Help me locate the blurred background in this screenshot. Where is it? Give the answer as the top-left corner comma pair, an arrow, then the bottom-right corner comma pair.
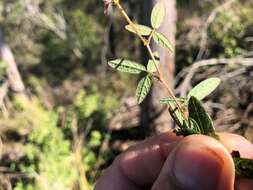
0,0 -> 252,189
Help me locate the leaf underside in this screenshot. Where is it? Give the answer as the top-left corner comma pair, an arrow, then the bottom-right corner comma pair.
136,75 -> 152,104
187,78 -> 221,100
108,59 -> 147,74
153,32 -> 174,53
151,2 -> 165,29
147,60 -> 159,73
125,24 -> 152,36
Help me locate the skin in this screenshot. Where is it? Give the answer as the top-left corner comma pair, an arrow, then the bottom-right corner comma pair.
95,132 -> 253,190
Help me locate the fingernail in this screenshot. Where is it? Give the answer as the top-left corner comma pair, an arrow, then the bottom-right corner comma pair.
172,143 -> 224,190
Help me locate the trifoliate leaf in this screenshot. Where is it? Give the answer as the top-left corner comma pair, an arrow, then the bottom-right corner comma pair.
188,96 -> 217,137
151,2 -> 165,29
125,24 -> 152,36
153,31 -> 174,52
147,60 -> 159,73
108,59 -> 147,74
187,78 -> 221,100
136,75 -> 152,104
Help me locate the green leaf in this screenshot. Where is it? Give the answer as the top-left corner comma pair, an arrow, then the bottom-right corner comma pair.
188,96 -> 217,137
125,24 -> 152,36
160,97 -> 186,105
187,78 -> 221,100
151,2 -> 165,29
108,59 -> 147,74
147,60 -> 159,73
153,32 -> 174,52
233,157 -> 253,178
168,102 -> 185,127
136,75 -> 152,104
188,118 -> 202,133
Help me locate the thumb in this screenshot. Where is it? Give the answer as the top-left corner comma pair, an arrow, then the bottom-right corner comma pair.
152,135 -> 235,190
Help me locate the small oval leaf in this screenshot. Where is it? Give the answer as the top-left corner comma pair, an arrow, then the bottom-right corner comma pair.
108,59 -> 147,74
187,78 -> 221,100
153,32 -> 174,52
147,60 -> 159,73
136,75 -> 152,104
125,24 -> 152,36
151,2 -> 165,29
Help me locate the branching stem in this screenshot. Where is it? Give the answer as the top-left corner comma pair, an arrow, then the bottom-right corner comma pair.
113,0 -> 187,121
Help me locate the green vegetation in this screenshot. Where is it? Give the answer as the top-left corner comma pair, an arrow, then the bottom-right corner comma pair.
0,0 -> 252,189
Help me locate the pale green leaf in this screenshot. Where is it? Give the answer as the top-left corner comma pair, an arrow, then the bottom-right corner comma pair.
108,59 -> 147,74
151,2 -> 165,29
147,60 -> 159,73
153,32 -> 174,52
125,24 -> 152,36
136,75 -> 152,104
187,78 -> 221,100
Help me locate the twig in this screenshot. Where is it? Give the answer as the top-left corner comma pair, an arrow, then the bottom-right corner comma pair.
178,58 -> 253,97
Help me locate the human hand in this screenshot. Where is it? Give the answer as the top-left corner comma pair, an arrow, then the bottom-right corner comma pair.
95,132 -> 253,190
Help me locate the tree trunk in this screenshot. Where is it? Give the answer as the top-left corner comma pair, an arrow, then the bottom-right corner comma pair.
140,0 -> 177,134
0,29 -> 28,101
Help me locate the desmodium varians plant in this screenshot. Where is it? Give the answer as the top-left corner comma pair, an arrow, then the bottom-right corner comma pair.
104,0 -> 253,178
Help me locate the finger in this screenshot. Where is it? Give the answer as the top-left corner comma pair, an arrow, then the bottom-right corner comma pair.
219,133 -> 253,190
235,179 -> 253,190
94,132 -> 182,190
219,133 -> 253,159
152,135 -> 235,190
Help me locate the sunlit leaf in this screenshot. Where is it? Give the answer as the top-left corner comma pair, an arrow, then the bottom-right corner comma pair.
188,96 -> 217,137
147,60 -> 159,73
153,31 -> 174,52
187,78 -> 221,100
108,59 -> 147,74
136,75 -> 152,104
151,2 -> 165,29
125,24 -> 152,36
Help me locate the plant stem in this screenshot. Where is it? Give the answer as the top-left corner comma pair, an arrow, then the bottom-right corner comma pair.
113,0 -> 187,121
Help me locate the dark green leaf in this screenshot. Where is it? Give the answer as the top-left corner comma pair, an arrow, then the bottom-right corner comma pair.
136,75 -> 152,104
153,32 -> 174,52
233,157 -> 253,178
108,59 -> 147,74
151,2 -> 165,29
188,96 -> 217,137
187,78 -> 221,100
125,24 -> 152,36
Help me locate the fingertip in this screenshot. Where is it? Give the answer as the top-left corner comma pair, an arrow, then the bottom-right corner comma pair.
219,133 -> 253,159
152,135 -> 235,190
235,178 -> 253,190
